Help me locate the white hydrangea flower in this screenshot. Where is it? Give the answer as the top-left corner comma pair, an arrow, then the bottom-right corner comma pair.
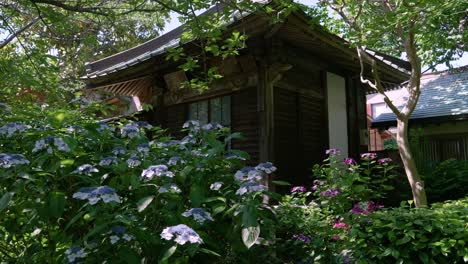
160,224 -> 203,245
210,182 -> 223,191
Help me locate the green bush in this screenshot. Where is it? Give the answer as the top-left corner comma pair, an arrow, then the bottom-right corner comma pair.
0,100 -> 278,263
348,198 -> 468,263
424,159 -> 468,203
274,151 -> 468,263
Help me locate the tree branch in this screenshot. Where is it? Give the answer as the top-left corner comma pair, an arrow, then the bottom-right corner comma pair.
0,17 -> 40,49
31,0 -> 109,15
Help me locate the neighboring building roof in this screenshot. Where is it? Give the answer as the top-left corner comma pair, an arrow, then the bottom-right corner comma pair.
372,66 -> 468,126
82,4 -> 410,81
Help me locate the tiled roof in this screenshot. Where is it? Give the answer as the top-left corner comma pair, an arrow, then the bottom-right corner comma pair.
373,66 -> 468,124
82,4 -> 410,80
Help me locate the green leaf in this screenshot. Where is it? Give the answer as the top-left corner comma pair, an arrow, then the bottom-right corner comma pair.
48,192 -> 66,218
60,159 -> 75,166
271,180 -> 291,186
199,248 -> 221,257
242,205 -> 258,227
0,192 -> 13,212
160,245 -> 177,263
137,196 -> 155,213
242,226 -> 260,249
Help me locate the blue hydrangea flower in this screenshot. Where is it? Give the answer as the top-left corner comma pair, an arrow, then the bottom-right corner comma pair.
141,165 -> 174,179
226,153 -> 246,161
64,245 -> 87,263
158,183 -> 181,194
182,208 -> 214,224
191,150 -> 208,157
121,123 -> 140,138
126,157 -> 141,168
210,182 -> 223,191
201,123 -> 223,131
156,140 -> 181,148
137,144 -> 150,155
0,102 -> 11,112
72,164 -> 99,175
236,181 -> 267,195
180,135 -> 196,146
72,186 -> 121,205
0,153 -> 30,168
112,146 -> 126,156
54,137 -> 71,152
135,121 -> 153,129
183,120 -> 200,130
32,136 -> 70,153
99,156 -> 117,166
160,224 -> 203,245
168,156 -> 185,166
96,122 -> 114,132
0,122 -> 32,137
108,226 -> 134,244
255,162 -> 277,174
234,167 -> 263,182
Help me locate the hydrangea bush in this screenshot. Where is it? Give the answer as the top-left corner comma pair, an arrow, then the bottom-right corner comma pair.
0,102 -> 278,263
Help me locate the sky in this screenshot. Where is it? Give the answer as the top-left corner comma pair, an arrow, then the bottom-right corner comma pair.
159,0 -> 468,72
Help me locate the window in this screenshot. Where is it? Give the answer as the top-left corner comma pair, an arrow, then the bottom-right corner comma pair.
188,96 -> 231,126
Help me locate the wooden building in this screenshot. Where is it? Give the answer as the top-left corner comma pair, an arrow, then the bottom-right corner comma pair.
82,5 -> 410,185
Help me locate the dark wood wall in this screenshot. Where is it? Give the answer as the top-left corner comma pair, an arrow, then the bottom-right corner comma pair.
231,88 -> 259,163
273,67 -> 327,185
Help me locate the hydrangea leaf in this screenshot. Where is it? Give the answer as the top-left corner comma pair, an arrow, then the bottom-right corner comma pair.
48,192 -> 66,218
241,226 -> 260,249
0,192 -> 13,212
137,196 -> 155,213
160,245 -> 177,263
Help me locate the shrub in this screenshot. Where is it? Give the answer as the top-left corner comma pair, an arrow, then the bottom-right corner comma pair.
348,198 -> 468,263
424,159 -> 468,203
0,101 -> 278,263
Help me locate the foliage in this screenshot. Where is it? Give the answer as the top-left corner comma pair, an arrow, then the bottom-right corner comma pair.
274,151 -> 396,263
0,0 -> 169,92
274,152 -> 468,263
424,159 -> 468,203
383,139 -> 398,151
0,101 -> 279,263
347,198 -> 468,263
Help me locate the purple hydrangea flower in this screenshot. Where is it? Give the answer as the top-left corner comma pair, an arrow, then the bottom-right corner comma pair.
290,186 -> 307,193
108,226 -> 134,244
201,123 -> 223,131
141,165 -> 174,180
377,158 -> 392,164
293,234 -> 312,244
351,201 -> 383,215
72,164 -> 99,175
0,102 -> 11,112
96,122 -> 114,132
72,186 -> 121,205
0,153 -> 30,168
226,153 -> 247,160
326,149 -> 341,155
343,158 -> 357,165
183,120 -> 200,130
160,224 -> 203,245
182,208 -> 214,223
157,140 -> 181,148
321,188 -> 341,198
33,136 -> 70,153
234,167 -> 260,182
360,153 -> 377,159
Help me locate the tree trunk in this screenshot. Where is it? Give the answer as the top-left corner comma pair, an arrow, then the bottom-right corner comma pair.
396,118 -> 427,207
